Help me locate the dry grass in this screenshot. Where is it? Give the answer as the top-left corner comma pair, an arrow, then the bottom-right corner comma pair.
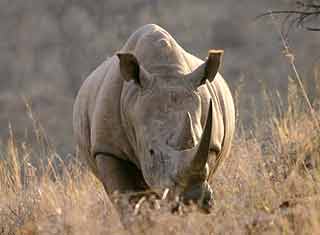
0,82 -> 319,235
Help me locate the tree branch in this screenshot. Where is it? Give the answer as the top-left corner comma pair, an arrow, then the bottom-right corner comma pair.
256,1 -> 320,32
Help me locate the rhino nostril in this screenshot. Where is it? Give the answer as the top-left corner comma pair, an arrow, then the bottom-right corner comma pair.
149,149 -> 155,155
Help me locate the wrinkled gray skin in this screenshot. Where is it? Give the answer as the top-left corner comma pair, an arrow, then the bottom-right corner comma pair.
73,24 -> 235,208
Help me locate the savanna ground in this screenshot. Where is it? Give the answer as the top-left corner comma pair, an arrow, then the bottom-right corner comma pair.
1,73 -> 320,235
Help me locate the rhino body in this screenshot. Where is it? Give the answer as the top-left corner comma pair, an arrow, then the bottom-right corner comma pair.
73,24 -> 235,207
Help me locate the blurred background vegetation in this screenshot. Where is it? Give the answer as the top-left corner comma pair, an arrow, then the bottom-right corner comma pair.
0,0 -> 319,155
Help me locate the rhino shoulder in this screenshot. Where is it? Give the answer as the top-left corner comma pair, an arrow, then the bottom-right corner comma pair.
89,57 -> 135,162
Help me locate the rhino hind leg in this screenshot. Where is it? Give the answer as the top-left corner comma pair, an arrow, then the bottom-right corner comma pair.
96,154 -> 148,194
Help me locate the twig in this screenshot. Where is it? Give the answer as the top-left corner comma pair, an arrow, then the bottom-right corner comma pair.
257,10 -> 320,18
296,1 -> 320,9
133,196 -> 146,215
161,188 -> 169,200
255,2 -> 320,32
269,11 -> 320,129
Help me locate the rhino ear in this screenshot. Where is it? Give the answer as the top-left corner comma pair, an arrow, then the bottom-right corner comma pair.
117,53 -> 144,86
187,50 -> 223,88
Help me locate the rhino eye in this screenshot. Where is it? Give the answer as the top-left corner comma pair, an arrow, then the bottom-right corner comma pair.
149,149 -> 155,155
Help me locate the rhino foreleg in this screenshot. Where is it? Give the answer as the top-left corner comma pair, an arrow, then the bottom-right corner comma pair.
95,154 -> 147,194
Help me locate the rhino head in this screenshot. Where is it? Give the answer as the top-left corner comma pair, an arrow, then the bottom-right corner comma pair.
117,50 -> 223,208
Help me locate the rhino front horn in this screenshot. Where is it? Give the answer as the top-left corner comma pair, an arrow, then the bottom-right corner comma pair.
186,100 -> 213,173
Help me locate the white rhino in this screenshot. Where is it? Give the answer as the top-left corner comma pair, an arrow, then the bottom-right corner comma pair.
73,24 -> 235,208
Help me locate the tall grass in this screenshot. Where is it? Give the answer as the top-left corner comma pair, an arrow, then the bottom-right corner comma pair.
0,80 -> 319,234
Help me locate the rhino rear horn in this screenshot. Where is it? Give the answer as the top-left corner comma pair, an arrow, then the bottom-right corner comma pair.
187,50 -> 223,88
117,53 -> 150,87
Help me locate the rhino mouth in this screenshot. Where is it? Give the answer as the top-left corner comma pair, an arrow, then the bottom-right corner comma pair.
181,181 -> 213,206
